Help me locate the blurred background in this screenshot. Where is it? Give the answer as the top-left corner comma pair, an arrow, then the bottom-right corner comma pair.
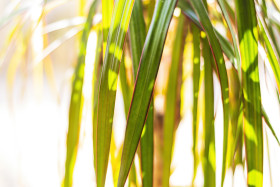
0,0 -> 280,187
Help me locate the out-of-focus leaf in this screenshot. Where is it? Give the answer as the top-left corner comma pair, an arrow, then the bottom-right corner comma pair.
188,0 -> 230,185
119,56 -> 132,116
235,0 -> 263,186
117,0 -> 178,186
42,17 -> 85,34
96,0 -> 136,186
227,65 -> 242,171
261,107 -> 280,146
63,2 -> 98,187
258,17 -> 280,93
191,22 -> 200,185
128,162 -> 137,187
202,38 -> 216,187
33,27 -> 82,67
93,29 -> 103,176
102,0 -> 114,56
162,14 -> 186,187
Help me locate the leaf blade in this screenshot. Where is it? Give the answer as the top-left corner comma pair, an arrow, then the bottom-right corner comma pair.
64,2 -> 98,186
96,0 -> 136,186
162,14 -> 186,187
235,0 -> 263,186
117,0 -> 178,186
188,0 -> 230,184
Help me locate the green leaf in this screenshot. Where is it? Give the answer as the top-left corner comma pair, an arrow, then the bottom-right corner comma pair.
119,56 -> 132,117
191,22 -> 201,185
188,0 -> 230,185
102,0 -> 114,56
96,0 -> 136,186
217,0 -> 241,76
258,16 -> 280,93
177,1 -> 235,64
202,38 -> 216,187
227,64 -> 242,170
64,1 -> 98,186
93,29 -> 103,177
140,101 -> 154,187
162,14 -> 186,187
261,107 -> 280,146
235,0 -> 263,186
129,0 -> 154,186
117,0 -> 178,186
129,0 -> 146,82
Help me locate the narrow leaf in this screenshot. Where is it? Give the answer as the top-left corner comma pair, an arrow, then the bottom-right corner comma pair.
96,0 -> 136,186
262,107 -> 280,146
191,22 -> 201,185
117,0 -> 178,186
235,0 -> 263,186
202,38 -> 216,187
258,17 -> 280,93
177,0 -> 235,64
162,14 -> 186,187
129,0 -> 154,186
188,0 -> 230,184
102,0 -> 114,56
93,29 -> 103,176
64,2 -> 98,186
217,0 -> 241,76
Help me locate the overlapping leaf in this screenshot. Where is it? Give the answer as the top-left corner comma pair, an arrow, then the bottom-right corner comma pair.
128,0 -> 154,186
162,14 -> 186,187
96,0 -> 135,186
117,0 -> 178,186
187,0 -> 230,184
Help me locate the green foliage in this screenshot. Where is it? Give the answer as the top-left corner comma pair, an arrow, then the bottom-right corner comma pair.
63,0 -> 280,186
3,0 -> 280,186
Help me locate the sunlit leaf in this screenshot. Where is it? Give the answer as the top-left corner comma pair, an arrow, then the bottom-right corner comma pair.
64,2 -> 98,186
258,16 -> 280,93
96,0 -> 136,186
187,0 -> 230,184
162,14 -> 186,187
235,0 -> 263,186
